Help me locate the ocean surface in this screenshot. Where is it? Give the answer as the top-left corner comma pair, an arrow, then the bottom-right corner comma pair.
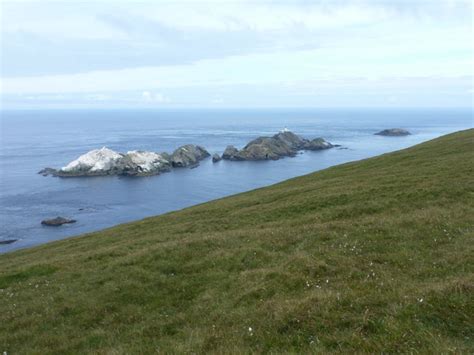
0,108 -> 472,253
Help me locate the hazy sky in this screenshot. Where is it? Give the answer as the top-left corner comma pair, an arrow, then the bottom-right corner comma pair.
1,0 -> 473,108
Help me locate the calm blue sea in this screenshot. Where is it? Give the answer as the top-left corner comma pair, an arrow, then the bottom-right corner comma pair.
0,108 -> 472,252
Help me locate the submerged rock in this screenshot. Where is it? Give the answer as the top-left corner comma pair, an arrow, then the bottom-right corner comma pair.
375,128 -> 411,136
212,153 -> 222,163
170,144 -> 210,167
222,130 -> 334,161
41,217 -> 77,226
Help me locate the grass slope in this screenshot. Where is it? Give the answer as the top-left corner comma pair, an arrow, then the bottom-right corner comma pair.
1,129 -> 473,354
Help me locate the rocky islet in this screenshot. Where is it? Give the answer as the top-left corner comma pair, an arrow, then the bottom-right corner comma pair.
40,145 -> 209,177
40,128 -> 410,178
375,128 -> 411,136
221,130 -> 334,161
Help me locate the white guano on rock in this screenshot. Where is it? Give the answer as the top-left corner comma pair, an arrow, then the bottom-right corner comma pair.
61,147 -> 123,173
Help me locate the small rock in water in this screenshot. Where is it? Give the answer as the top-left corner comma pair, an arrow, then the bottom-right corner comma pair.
0,239 -> 17,245
38,167 -> 57,176
212,153 -> 222,163
41,217 -> 77,226
375,128 -> 411,136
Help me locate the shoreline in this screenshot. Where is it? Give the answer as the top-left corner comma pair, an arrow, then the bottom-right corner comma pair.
3,130 -> 469,255
1,129 -> 472,353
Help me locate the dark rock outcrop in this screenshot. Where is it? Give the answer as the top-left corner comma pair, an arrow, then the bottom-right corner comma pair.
41,217 -> 77,226
238,136 -> 295,160
375,128 -> 411,136
170,145 -> 210,167
212,153 -> 222,163
0,239 -> 17,245
222,130 -> 334,161
273,131 -> 307,150
222,145 -> 241,160
304,137 -> 334,150
38,167 -> 57,177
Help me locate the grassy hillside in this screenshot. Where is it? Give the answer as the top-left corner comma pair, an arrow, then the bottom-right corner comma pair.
1,129 -> 473,354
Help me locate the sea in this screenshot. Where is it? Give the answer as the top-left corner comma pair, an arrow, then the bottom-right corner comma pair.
0,108 -> 472,253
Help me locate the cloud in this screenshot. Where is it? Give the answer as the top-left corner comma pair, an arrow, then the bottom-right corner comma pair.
142,91 -> 170,103
2,75 -> 472,108
1,0 -> 472,107
85,93 -> 111,101
2,0 -> 471,77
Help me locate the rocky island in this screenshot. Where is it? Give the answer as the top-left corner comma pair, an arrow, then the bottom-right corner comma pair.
39,130 -> 335,177
40,145 -> 210,177
41,216 -> 77,226
375,128 -> 411,136
222,130 -> 334,161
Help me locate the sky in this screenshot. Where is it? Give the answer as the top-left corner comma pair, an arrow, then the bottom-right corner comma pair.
0,0 -> 473,108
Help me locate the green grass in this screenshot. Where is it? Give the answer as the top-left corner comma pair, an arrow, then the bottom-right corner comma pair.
1,129 -> 473,354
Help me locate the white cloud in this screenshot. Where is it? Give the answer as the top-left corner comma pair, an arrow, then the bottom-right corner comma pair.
142,91 -> 170,103
1,0 -> 472,107
142,91 -> 152,100
85,93 -> 111,101
134,3 -> 392,32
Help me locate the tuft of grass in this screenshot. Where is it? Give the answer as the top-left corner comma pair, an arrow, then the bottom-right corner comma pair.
0,129 -> 473,354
